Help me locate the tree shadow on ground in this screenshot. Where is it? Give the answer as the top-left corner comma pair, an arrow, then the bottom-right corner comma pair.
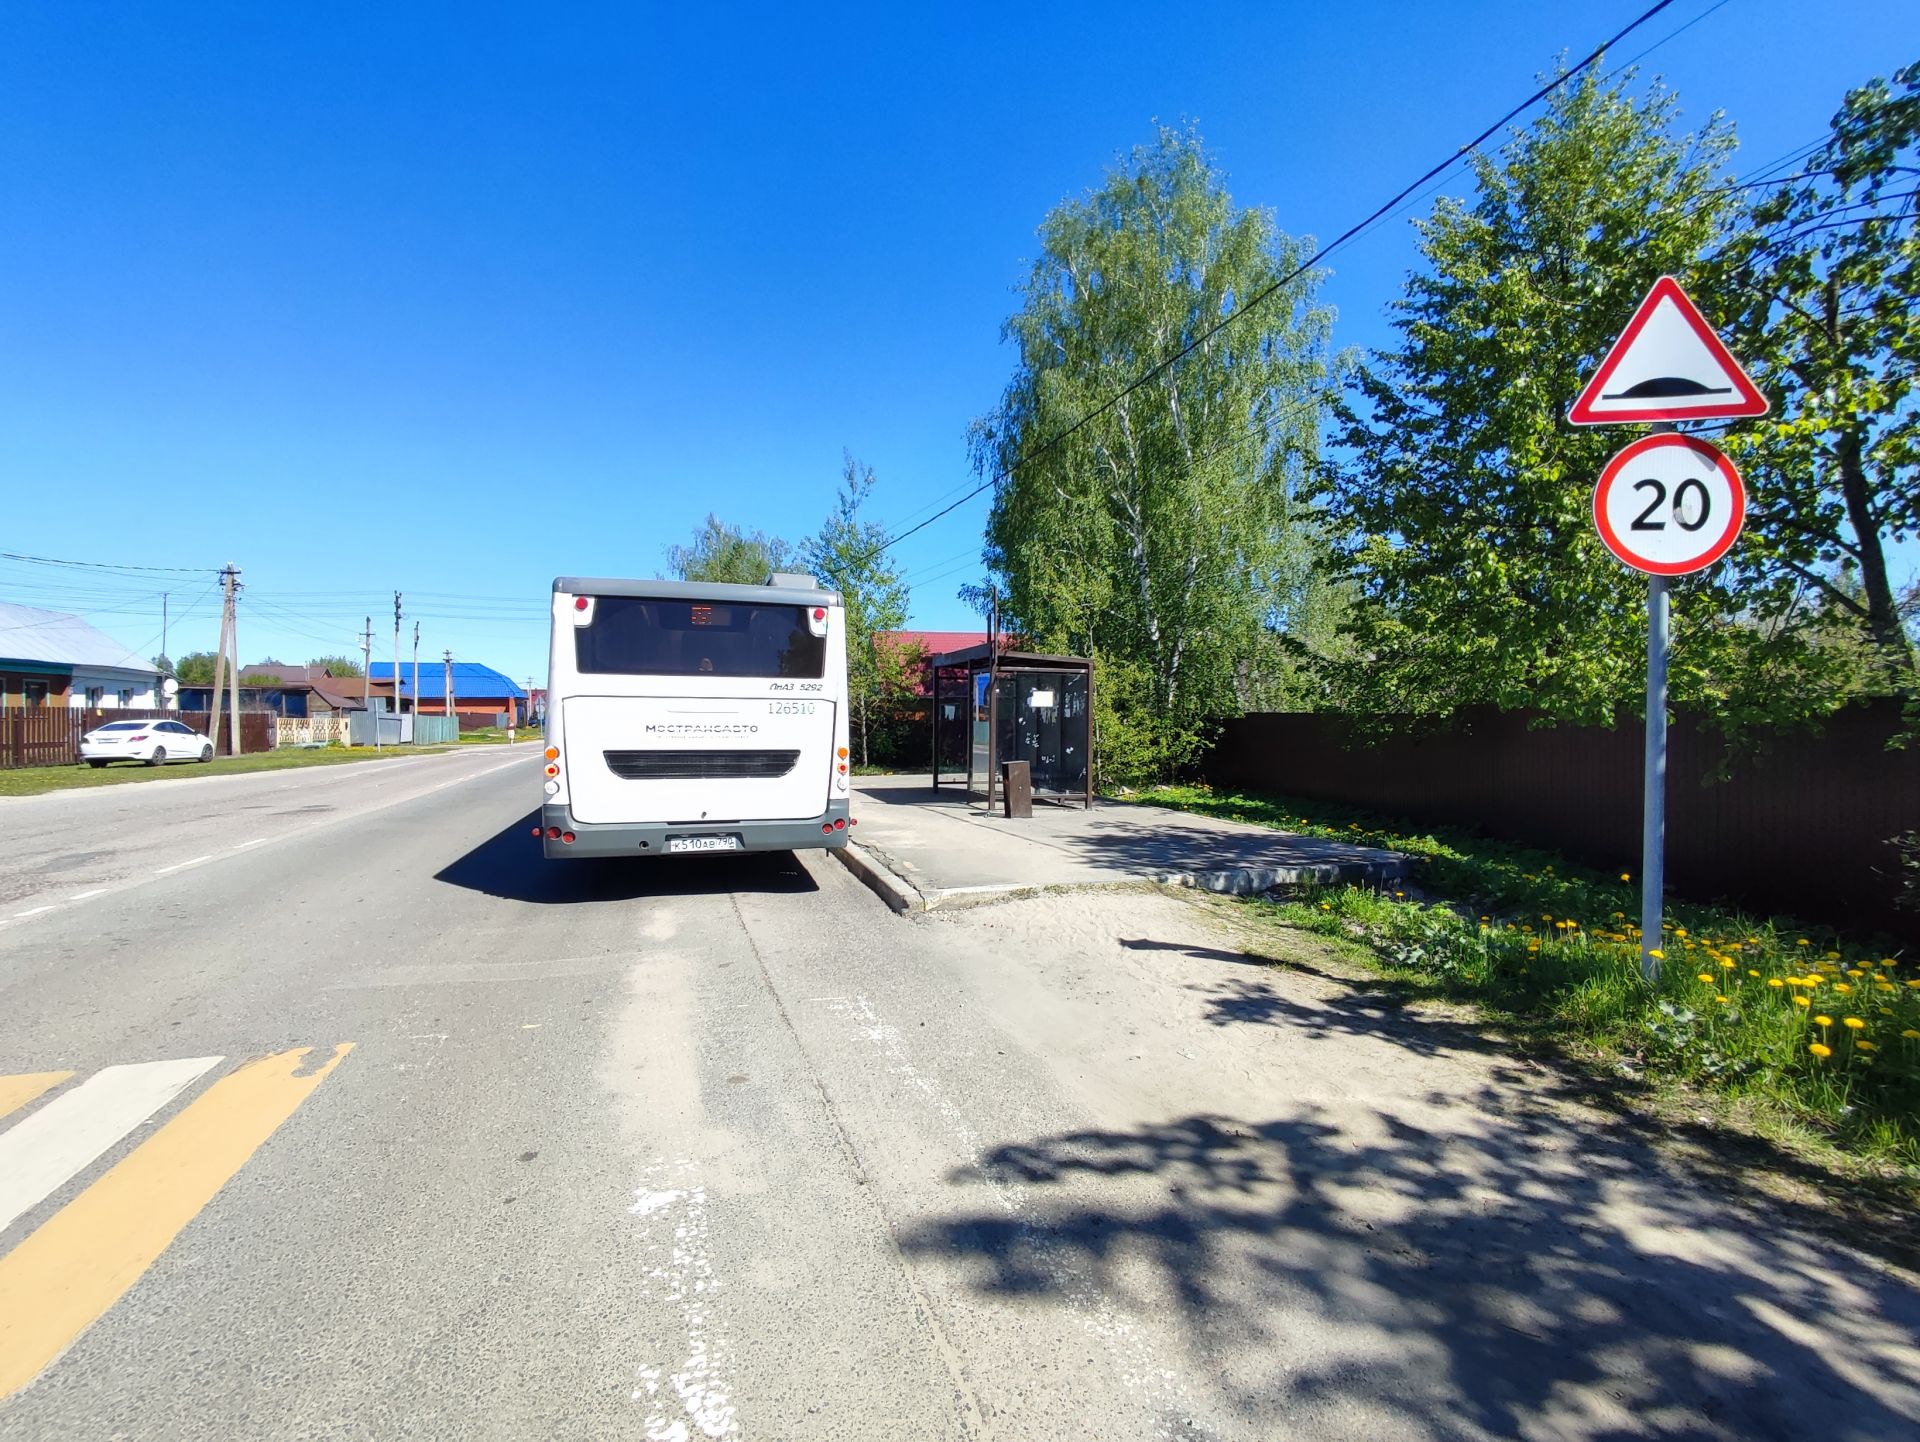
902,1078 -> 1920,1440
1147,927 -> 1920,1249
432,813 -> 819,904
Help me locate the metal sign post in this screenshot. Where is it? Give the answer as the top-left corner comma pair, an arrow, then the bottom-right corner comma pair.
1640,570 -> 1670,985
1572,277 -> 1767,986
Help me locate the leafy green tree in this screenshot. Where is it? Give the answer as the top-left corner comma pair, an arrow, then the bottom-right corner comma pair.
150,653 -> 173,676
1713,62 -> 1919,695
1320,67 -> 1871,733
308,654 -> 364,678
973,124 -> 1339,781
667,515 -> 797,584
802,454 -> 912,764
172,651 -> 218,685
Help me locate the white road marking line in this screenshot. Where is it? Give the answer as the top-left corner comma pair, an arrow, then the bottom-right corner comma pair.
630,1161 -> 739,1440
0,1056 -> 223,1234
0,752 -> 524,928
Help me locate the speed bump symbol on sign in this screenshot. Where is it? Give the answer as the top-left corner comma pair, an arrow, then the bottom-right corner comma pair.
1592,433 -> 1746,576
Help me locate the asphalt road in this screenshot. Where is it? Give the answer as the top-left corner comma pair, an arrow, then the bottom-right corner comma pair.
1,747 -> 1916,1440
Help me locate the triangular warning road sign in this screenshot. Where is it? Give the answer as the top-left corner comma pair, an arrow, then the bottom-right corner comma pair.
1568,276 -> 1768,425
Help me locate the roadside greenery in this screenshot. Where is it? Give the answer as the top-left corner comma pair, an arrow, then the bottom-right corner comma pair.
971,125 -> 1342,783
1137,782 -> 1920,1174
0,747 -> 451,797
667,515 -> 797,585
1319,64 -> 1917,731
802,454 -> 920,767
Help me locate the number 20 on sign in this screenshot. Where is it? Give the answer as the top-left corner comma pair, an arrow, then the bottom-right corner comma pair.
1592,433 -> 1746,577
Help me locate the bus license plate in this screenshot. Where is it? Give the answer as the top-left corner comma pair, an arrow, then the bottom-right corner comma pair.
668,835 -> 740,854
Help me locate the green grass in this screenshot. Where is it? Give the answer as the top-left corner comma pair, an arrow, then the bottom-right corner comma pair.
457,727 -> 534,744
0,746 -> 453,797
1135,782 -> 1920,1178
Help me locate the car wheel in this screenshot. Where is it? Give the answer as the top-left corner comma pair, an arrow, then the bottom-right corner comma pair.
147,746 -> 167,767
87,759 -> 107,769
200,744 -> 214,762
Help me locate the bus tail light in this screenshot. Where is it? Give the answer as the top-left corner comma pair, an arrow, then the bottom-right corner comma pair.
545,763 -> 560,778
547,826 -> 561,839
821,822 -> 833,834
561,831 -> 576,844
833,818 -> 846,831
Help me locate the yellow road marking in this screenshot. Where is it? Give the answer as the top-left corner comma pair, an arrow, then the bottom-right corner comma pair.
0,1073 -> 72,1123
0,1044 -> 353,1401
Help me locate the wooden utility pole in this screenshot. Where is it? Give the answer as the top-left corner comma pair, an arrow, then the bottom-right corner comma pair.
443,649 -> 454,719
361,618 -> 377,752
411,621 -> 420,729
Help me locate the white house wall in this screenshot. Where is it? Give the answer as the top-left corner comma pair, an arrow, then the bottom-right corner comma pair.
66,671 -> 159,710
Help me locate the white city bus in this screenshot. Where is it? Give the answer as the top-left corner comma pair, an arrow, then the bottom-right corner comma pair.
537,574 -> 852,858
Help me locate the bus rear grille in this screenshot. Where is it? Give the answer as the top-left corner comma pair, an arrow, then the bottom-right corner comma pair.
603,749 -> 800,781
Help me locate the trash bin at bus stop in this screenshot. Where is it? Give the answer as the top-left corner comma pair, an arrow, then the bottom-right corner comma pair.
1001,760 -> 1033,818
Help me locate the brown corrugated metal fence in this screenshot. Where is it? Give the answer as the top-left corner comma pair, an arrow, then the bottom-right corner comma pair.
1203,701 -> 1919,938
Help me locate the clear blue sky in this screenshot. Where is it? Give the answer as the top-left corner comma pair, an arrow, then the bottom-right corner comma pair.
2,1 -> 1913,684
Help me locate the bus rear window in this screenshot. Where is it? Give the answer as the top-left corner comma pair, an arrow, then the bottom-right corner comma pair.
574,597 -> 826,678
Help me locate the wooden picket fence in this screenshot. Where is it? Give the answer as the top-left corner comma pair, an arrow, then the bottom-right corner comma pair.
0,709 -> 274,769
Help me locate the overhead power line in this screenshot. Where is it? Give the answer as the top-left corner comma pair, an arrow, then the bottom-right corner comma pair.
858,0 -> 1685,570
0,550 -> 218,575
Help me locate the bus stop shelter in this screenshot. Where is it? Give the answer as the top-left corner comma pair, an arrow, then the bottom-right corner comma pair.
929,643 -> 1093,810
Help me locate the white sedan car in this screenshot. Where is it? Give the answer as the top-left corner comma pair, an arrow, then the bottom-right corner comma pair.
79,719 -> 215,767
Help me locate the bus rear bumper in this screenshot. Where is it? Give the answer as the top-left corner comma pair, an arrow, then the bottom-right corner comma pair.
539,800 -> 852,858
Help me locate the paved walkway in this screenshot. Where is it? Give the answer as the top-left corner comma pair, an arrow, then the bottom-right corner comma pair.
843,773 -> 1408,910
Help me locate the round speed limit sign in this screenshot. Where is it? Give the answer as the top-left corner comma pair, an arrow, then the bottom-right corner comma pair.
1592,433 -> 1746,576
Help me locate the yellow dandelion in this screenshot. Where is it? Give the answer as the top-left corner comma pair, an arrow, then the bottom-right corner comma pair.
1619,873 -> 1630,882
1825,951 -> 1841,960
1697,972 -> 1715,984
1794,996 -> 1811,1008
1748,969 -> 1761,978
1648,949 -> 1665,960
1814,1014 -> 1832,1027
1675,927 -> 1688,938
1846,967 -> 1864,978
1719,959 -> 1735,970
1715,994 -> 1730,1004
1843,1017 -> 1865,1030
1768,978 -> 1785,988
1834,983 -> 1854,994
1809,1042 -> 1832,1058
1907,980 -> 1920,989
1857,1040 -> 1877,1052
1796,939 -> 1810,947
1902,1029 -> 1920,1040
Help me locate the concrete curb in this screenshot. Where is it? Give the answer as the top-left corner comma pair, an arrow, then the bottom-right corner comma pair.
834,842 -> 926,913
1151,855 -> 1413,896
836,837 -> 1412,914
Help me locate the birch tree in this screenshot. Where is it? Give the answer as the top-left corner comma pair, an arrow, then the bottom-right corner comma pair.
972,125 -> 1338,780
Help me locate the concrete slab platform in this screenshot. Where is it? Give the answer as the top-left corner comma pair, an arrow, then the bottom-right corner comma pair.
843,774 -> 1409,910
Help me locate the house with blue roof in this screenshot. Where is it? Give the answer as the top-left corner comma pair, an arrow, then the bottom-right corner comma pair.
366,660 -> 529,726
